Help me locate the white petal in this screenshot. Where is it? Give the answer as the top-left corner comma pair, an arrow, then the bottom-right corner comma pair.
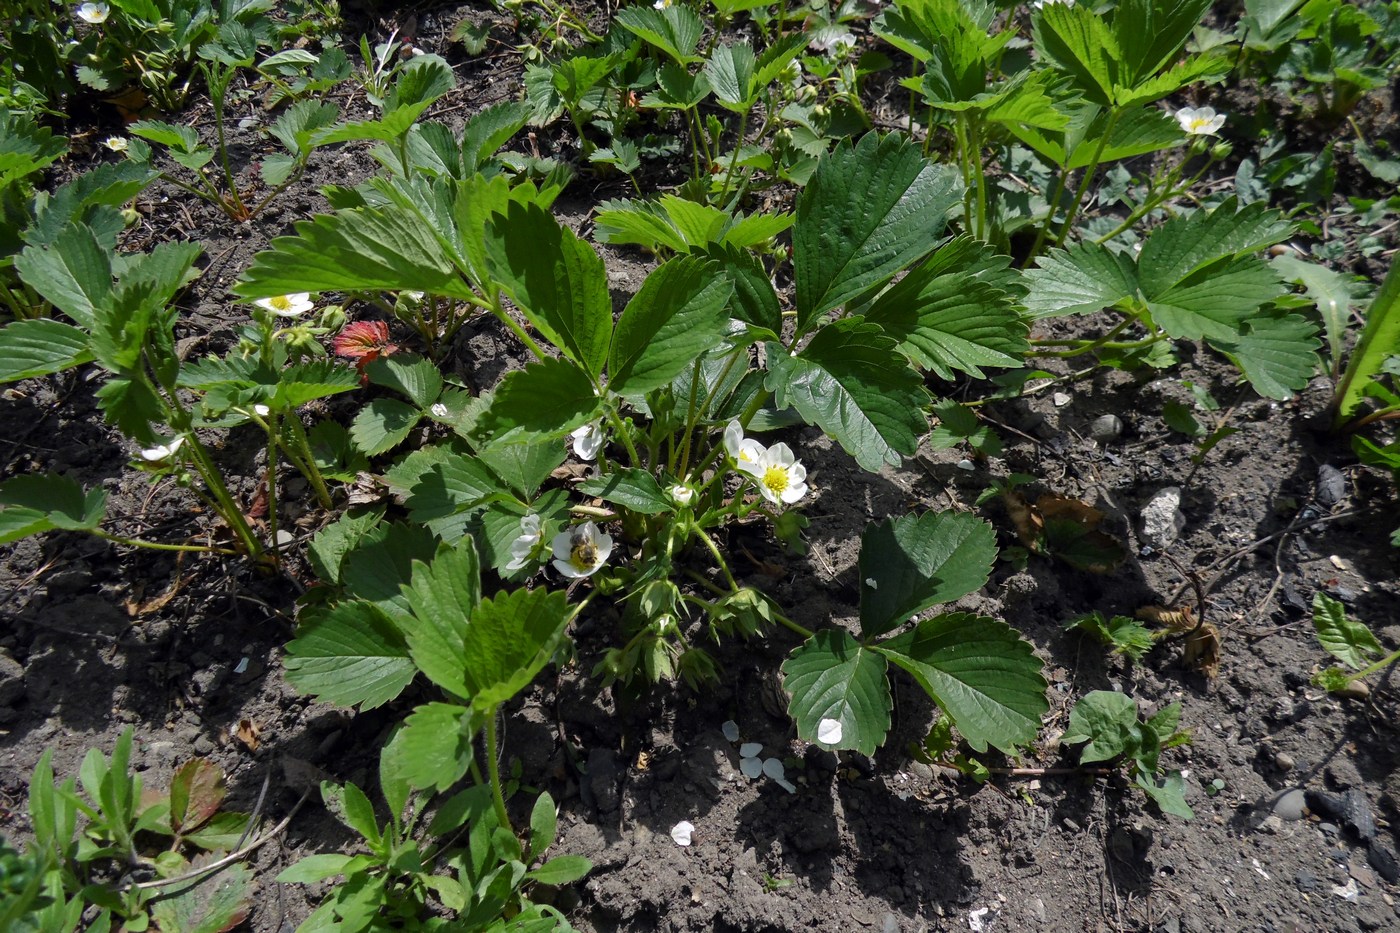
551,558 -> 587,579
764,442 -> 796,469
252,404 -> 270,417
721,720 -> 740,742
670,820 -> 694,846
739,742 -> 763,759
723,420 -> 744,457
549,529 -> 575,561
780,480 -> 807,504
740,756 -> 763,779
817,718 -> 843,745
430,402 -> 449,418
761,757 -> 786,781
520,513 -> 541,536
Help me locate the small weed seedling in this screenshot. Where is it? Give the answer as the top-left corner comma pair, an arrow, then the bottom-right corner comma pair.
1063,691 -> 1194,819
1311,592 -> 1398,697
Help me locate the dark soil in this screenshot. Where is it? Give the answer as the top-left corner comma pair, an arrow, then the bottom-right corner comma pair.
3,4 -> 1400,933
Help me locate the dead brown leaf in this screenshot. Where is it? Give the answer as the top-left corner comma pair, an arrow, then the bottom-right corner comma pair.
124,575 -> 184,617
1183,623 -> 1221,679
233,719 -> 261,752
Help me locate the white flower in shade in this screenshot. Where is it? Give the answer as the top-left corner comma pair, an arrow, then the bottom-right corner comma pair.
1032,0 -> 1074,8
1176,105 -> 1225,136
754,443 -> 808,506
430,402 -> 449,419
550,521 -> 613,579
76,2 -> 109,24
817,718 -> 843,746
103,136 -> 127,152
723,421 -> 766,478
252,404 -> 271,417
654,0 -> 674,8
571,422 -> 604,461
670,820 -> 694,846
255,293 -> 314,318
505,513 -> 544,572
139,435 -> 185,462
669,483 -> 695,507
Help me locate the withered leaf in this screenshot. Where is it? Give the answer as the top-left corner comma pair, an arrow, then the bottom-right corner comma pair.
233,719 -> 261,752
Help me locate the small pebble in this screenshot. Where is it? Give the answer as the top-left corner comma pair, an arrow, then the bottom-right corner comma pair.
1274,751 -> 1296,772
1089,414 -> 1123,442
955,458 -> 976,471
1272,788 -> 1307,821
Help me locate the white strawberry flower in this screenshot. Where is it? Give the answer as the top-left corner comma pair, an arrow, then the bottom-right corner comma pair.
252,404 -> 271,417
723,421 -> 766,478
1176,105 -> 1225,136
505,513 -> 544,572
76,2 -> 109,23
1032,0 -> 1074,7
255,293 -> 314,318
669,483 -> 695,506
754,443 -> 808,506
139,435 -> 185,462
571,422 -> 604,461
654,0 -> 674,8
430,402 -> 449,419
550,521 -> 613,579
103,136 -> 127,152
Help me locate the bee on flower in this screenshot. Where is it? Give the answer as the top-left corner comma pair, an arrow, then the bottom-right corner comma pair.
76,2 -> 109,24
1175,105 -> 1225,136
255,293 -> 315,318
551,521 -> 613,579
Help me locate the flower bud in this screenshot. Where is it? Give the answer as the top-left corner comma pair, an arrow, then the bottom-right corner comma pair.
1209,141 -> 1233,160
317,304 -> 346,331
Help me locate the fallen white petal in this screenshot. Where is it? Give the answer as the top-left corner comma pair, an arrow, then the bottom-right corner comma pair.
817,718 -> 843,745
233,657 -> 249,674
739,742 -> 763,759
969,907 -> 992,932
740,757 -> 763,779
670,820 -> 695,846
721,720 -> 740,742
761,757 -> 786,781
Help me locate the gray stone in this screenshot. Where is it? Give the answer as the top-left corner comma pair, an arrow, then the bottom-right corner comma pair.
1317,464 -> 1347,506
1272,788 -> 1307,821
1274,751 -> 1296,772
1140,486 -> 1186,549
587,748 -> 622,813
1090,414 -> 1124,442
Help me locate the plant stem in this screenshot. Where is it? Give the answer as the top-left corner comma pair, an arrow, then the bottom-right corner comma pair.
485,708 -> 513,836
278,414 -> 335,510
1053,108 -> 1124,249
692,524 -> 739,591
1347,646 -> 1400,683
92,530 -> 238,555
603,403 -> 642,468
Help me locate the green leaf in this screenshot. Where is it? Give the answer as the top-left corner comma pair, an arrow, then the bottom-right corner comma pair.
0,319 -> 94,383
366,354 -> 443,408
1209,310 -> 1319,400
307,509 -> 384,587
1033,1 -> 1119,106
272,360 -> 361,409
865,244 -> 1028,379
462,101 -> 532,175
1137,770 -> 1194,819
764,319 -> 929,471
614,3 -> 705,63
284,601 -> 416,709
459,588 -> 572,711
858,512 -> 999,638
350,398 -> 421,457
704,244 -> 783,338
343,522 -> 440,617
879,613 -> 1048,755
578,469 -> 672,514
476,358 -> 600,446
1271,253 -> 1362,365
1023,243 -> 1137,318
1336,256 -> 1400,426
1065,611 -> 1155,662
128,120 -> 201,152
486,201 -> 612,379
525,855 -> 592,886
705,42 -> 757,108
782,630 -> 892,757
275,854 -> 368,884
1148,260 -> 1286,342
404,455 -> 507,529
608,256 -> 733,394
1137,200 -> 1294,297
1062,690 -> 1139,763
15,222 -> 112,329
1312,592 -> 1382,671
792,133 -> 961,326
235,203 -> 475,301
400,542 -> 483,701
389,702 -> 480,792
594,198 -> 690,253
0,473 -> 106,544
148,858 -> 251,933
527,793 -> 557,863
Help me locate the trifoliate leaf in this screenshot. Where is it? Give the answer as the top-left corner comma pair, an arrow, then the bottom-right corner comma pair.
608,255 -> 733,394
475,356 -> 600,445
1062,689 -> 1139,763
366,354 -> 443,408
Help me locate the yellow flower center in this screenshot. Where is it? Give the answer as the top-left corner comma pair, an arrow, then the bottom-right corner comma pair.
271,296 -> 292,311
762,466 -> 789,495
